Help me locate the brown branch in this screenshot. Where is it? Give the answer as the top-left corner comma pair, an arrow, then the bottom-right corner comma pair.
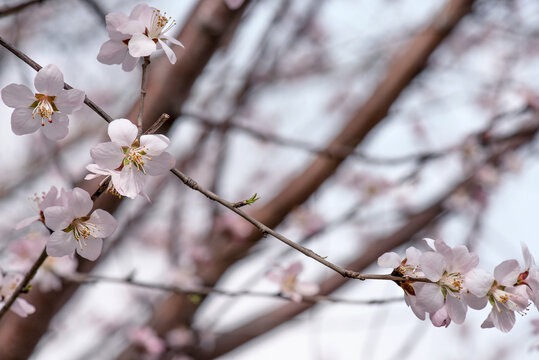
0,0 -> 43,17
61,272 -> 404,306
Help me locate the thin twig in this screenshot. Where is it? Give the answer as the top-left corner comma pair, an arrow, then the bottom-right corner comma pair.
0,249 -> 47,320
137,56 -> 151,136
61,273 -> 404,305
0,35 -> 114,123
143,113 -> 170,135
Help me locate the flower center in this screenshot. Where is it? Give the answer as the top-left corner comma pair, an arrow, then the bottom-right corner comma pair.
440,272 -> 464,293
31,94 -> 57,125
489,285 -> 528,315
282,275 -> 297,293
67,217 -> 99,250
123,145 -> 152,174
148,9 -> 175,39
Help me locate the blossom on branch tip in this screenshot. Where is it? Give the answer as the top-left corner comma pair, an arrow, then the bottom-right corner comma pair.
44,188 -> 117,261
98,3 -> 183,68
88,119 -> 175,199
1,64 -> 84,140
0,269 -> 35,317
266,261 -> 319,302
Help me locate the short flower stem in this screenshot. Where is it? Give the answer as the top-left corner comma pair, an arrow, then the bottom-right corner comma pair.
0,249 -> 47,320
137,56 -> 151,137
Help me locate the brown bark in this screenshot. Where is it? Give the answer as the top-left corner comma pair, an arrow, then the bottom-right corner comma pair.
0,1 -> 249,359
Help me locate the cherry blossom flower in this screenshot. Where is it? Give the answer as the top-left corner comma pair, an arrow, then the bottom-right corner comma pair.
481,259 -> 530,332
97,6 -> 142,71
0,270 -> 35,318
116,3 -> 184,64
15,186 -> 67,229
129,326 -> 165,359
44,188 -> 117,261
378,247 -> 426,320
266,261 -> 319,302
1,64 -> 84,140
415,238 -> 488,326
89,119 -> 175,199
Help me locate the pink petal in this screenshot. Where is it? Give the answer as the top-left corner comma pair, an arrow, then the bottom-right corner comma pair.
122,54 -> 140,72
55,89 -> 84,114
47,230 -> 76,257
404,293 -> 426,320
44,206 -> 72,231
41,112 -> 69,140
415,283 -> 444,313
97,40 -> 129,65
11,299 -> 35,317
144,151 -> 175,175
463,268 -> 493,297
1,84 -> 35,108
105,12 -> 130,39
108,118 -> 137,146
494,259 -> 520,286
15,215 -> 40,230
405,246 -> 422,264
40,186 -> 59,210
118,166 -> 146,198
377,252 -> 401,268
140,134 -> 170,155
224,0 -> 245,10
76,236 -> 102,261
11,107 -> 40,135
128,33 -> 156,57
90,142 -> 124,170
89,209 -> 117,238
158,39 -> 176,64
430,306 -> 451,328
68,188 -> 93,218
462,293 -> 488,310
34,64 -> 64,96
492,308 -> 516,333
446,295 -> 467,324
420,252 -> 445,282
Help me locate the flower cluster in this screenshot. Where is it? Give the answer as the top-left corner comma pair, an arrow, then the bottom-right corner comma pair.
378,238 -> 538,332
97,3 -> 183,70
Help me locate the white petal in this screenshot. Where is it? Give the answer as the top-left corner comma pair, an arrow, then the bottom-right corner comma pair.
76,236 -> 102,261
158,39 -> 176,64
296,282 -> 319,296
97,40 -> 129,65
41,113 -> 69,140
118,18 -> 146,35
34,64 -> 64,96
405,246 -> 422,264
129,3 -> 150,20
122,54 -> 140,72
415,283 -> 444,313
11,299 -> 35,317
162,35 -> 184,47
225,0 -> 245,10
11,107 -> 40,135
377,252 -> 401,268
494,259 -> 520,286
463,268 -> 494,297
90,142 -> 124,170
1,84 -> 35,108
105,12 -> 130,38
492,308 -> 516,333
522,242 -> 535,269
446,295 -> 467,324
404,293 -> 425,320
462,293 -> 488,310
128,33 -> 156,57
480,309 -> 495,329
47,231 -> 76,257
118,166 -> 146,198
145,152 -> 175,175
88,209 -> 117,238
86,163 -> 113,177
430,306 -> 451,327
419,252 -> 445,281
68,188 -> 93,218
44,206 -> 72,231
40,186 -> 59,210
14,216 -> 40,230
108,118 -> 137,146
54,89 -> 84,114
140,134 -> 170,155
